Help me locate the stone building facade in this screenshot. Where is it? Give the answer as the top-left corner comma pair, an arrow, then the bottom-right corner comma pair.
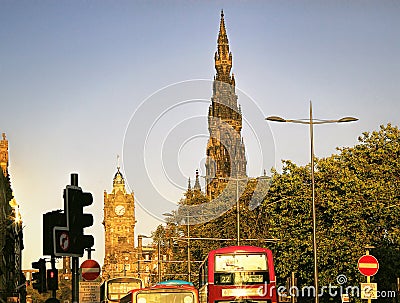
0,133 -> 8,176
0,133 -> 25,303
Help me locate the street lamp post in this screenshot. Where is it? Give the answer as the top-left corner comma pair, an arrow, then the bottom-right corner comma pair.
163,212 -> 191,281
236,177 -> 239,246
210,172 -> 249,246
221,176 -> 249,246
158,240 -> 161,282
186,214 -> 191,281
266,101 -> 358,303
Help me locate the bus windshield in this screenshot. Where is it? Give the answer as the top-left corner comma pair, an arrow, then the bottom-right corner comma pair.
215,253 -> 267,272
108,280 -> 142,301
136,292 -> 194,303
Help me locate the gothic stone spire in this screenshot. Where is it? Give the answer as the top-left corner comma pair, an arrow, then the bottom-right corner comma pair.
215,10 -> 234,85
206,11 -> 247,200
194,169 -> 201,191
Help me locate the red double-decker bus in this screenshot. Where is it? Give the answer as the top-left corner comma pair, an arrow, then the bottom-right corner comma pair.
198,246 -> 277,303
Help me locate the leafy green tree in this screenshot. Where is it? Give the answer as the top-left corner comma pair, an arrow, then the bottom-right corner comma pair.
56,277 -> 72,303
262,124 -> 400,302
151,124 -> 400,303
159,176 -> 274,285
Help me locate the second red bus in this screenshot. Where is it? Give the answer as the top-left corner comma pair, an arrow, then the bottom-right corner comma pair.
198,246 -> 277,303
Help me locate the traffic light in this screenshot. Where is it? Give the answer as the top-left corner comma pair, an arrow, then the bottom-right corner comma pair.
32,258 -> 47,293
43,211 -> 66,256
64,185 -> 94,256
47,268 -> 58,290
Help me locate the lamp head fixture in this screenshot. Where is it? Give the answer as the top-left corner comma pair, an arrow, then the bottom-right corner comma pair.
337,117 -> 358,123
265,116 -> 286,122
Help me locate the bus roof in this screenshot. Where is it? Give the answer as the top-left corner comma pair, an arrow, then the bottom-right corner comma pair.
209,245 -> 272,255
156,280 -> 194,286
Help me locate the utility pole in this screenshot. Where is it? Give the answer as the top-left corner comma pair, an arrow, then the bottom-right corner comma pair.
71,174 -> 79,303
186,213 -> 191,282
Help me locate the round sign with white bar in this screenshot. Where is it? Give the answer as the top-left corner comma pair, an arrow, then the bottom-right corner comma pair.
80,260 -> 101,281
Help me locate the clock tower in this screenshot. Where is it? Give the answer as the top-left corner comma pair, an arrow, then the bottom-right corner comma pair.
102,166 -> 137,279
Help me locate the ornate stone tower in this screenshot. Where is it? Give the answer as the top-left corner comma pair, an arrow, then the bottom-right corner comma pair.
205,11 -> 247,199
102,166 -> 137,279
0,133 -> 9,176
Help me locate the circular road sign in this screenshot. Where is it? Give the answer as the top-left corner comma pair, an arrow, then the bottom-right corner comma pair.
59,232 -> 70,252
358,255 -> 379,277
81,259 -> 101,281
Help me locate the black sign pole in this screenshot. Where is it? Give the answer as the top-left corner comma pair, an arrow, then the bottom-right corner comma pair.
51,257 -> 57,299
71,173 -> 79,303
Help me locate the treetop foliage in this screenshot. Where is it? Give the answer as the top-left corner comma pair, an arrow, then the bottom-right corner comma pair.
152,124 -> 400,302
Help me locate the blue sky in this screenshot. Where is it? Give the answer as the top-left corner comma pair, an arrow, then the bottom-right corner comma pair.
1,1 -> 399,269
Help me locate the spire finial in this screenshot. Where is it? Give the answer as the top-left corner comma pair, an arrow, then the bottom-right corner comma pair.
218,9 -> 227,37
194,169 -> 201,191
188,177 -> 192,190
215,9 -> 232,83
113,155 -> 125,192
117,155 -> 121,171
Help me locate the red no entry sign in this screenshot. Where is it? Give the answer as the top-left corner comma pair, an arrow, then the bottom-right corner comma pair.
358,255 -> 379,276
80,259 -> 101,281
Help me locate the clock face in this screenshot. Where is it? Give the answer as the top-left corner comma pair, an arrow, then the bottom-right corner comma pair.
114,205 -> 126,216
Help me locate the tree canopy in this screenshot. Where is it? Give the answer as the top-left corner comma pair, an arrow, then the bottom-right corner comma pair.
153,124 -> 400,302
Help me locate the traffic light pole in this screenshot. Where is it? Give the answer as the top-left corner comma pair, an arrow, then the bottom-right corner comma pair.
72,257 -> 79,303
41,172 -> 94,303
71,173 -> 79,303
50,257 -> 57,298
